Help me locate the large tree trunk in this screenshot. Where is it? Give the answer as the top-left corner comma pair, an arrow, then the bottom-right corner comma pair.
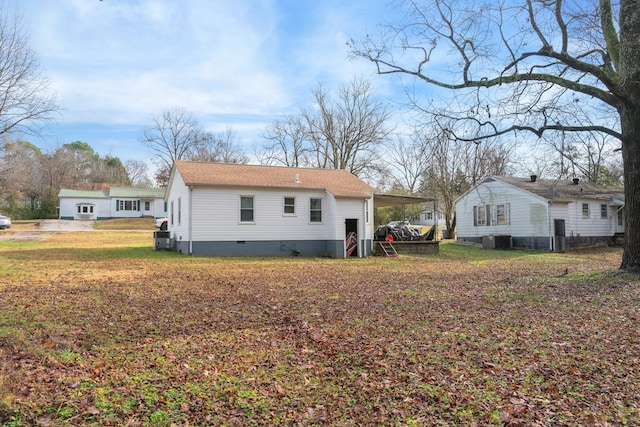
619,0 -> 640,272
620,105 -> 640,272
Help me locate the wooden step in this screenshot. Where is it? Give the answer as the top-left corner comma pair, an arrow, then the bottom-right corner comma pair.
377,241 -> 398,257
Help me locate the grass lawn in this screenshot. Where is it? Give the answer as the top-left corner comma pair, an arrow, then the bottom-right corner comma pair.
0,231 -> 638,426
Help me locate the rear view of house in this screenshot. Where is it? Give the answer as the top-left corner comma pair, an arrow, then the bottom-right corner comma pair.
455,176 -> 624,251
164,160 -> 375,258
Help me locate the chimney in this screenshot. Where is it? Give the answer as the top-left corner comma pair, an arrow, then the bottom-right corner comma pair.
530,175 -> 537,183
573,177 -> 579,185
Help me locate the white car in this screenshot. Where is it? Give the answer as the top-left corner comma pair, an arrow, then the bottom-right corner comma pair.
0,213 -> 11,230
154,217 -> 168,230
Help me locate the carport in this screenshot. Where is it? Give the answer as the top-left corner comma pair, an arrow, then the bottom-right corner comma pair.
372,193 -> 440,256
373,193 -> 435,208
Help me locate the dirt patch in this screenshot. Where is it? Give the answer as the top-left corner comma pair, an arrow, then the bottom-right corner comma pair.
0,231 -> 55,241
0,220 -> 95,241
37,219 -> 95,231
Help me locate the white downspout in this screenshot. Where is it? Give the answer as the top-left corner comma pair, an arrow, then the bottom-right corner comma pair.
188,186 -> 193,255
548,201 -> 553,251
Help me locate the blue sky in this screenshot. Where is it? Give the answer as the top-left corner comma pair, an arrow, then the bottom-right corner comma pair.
17,0 -> 397,167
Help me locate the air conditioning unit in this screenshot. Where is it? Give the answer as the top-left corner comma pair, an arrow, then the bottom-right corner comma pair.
154,231 -> 172,250
482,235 -> 512,249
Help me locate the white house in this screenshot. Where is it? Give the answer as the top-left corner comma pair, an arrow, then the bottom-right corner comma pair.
164,160 -> 376,258
59,187 -> 167,220
455,175 -> 625,251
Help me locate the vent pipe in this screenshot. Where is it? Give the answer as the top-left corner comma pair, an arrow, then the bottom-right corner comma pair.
295,173 -> 300,183
530,175 -> 537,183
573,177 -> 579,185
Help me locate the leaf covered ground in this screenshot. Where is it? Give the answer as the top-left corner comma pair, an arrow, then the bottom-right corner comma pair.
0,230 -> 638,426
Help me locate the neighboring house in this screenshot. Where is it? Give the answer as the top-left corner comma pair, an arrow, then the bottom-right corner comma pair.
165,160 -> 375,258
409,206 -> 449,238
455,175 -> 625,251
59,187 -> 167,220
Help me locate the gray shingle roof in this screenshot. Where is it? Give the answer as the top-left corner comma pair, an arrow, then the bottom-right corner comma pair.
489,176 -> 624,202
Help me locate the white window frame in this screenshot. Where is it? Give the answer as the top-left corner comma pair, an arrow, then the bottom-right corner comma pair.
119,200 -> 137,211
283,197 -> 296,216
310,197 -> 322,223
240,196 -> 255,223
365,199 -> 370,223
496,203 -> 510,225
582,203 -> 590,219
600,204 -> 607,219
476,205 -> 487,226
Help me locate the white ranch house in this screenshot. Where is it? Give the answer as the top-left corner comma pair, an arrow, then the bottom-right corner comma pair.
455,175 -> 625,251
58,187 -> 167,220
164,160 -> 375,258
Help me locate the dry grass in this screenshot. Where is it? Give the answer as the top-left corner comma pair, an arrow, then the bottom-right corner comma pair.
0,232 -> 638,426
93,217 -> 156,230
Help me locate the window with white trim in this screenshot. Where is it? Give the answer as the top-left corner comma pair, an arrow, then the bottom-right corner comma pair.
600,204 -> 607,219
77,205 -> 94,214
240,196 -> 254,222
365,200 -> 370,223
119,200 -> 138,211
496,203 -> 510,225
284,197 -> 295,215
582,203 -> 590,219
310,198 -> 322,222
474,204 -> 488,226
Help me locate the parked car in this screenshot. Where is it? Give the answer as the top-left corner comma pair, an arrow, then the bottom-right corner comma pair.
0,213 -> 11,230
154,217 -> 168,231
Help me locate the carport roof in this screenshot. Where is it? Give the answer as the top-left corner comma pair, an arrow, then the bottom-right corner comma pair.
373,193 -> 435,208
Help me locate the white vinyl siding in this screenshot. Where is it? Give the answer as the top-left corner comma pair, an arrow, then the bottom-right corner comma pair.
456,179 -> 549,239
189,188 -> 332,241
456,177 -> 620,242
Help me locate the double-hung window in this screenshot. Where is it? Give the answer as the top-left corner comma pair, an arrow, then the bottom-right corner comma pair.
496,204 -> 510,225
582,203 -> 590,219
119,200 -> 138,211
600,204 -> 607,219
475,205 -> 488,226
310,198 -> 322,223
284,197 -> 295,215
240,196 -> 254,222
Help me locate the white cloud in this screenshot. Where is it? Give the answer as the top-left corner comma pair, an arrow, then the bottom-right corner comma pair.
18,0 -> 397,163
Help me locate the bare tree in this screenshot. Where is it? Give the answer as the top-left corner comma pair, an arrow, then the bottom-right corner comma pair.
125,160 -> 152,187
261,115 -> 307,167
188,128 -> 248,164
352,0 -> 640,271
543,131 -> 621,184
139,107 -> 208,171
419,125 -> 513,236
301,78 -> 391,176
385,133 -> 430,193
0,7 -> 58,148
